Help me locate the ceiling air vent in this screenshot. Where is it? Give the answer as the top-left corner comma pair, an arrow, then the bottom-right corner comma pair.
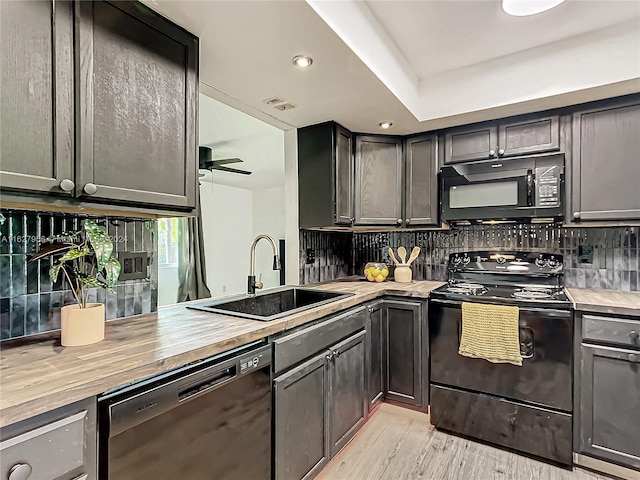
274,102 -> 296,111
263,96 -> 284,105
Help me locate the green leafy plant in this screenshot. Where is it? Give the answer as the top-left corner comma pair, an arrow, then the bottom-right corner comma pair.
28,219 -> 121,308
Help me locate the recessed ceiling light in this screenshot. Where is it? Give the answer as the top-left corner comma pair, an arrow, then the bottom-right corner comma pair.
292,55 -> 313,68
379,121 -> 393,129
502,0 -> 566,16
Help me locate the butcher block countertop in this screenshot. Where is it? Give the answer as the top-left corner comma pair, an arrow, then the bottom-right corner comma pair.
0,280 -> 443,428
566,288 -> 640,317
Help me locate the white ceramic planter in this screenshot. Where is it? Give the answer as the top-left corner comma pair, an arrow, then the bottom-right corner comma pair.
60,303 -> 105,346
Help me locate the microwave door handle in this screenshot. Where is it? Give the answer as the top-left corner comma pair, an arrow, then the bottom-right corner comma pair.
526,169 -> 534,206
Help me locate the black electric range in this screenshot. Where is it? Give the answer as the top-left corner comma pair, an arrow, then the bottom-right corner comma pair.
429,251 -> 574,467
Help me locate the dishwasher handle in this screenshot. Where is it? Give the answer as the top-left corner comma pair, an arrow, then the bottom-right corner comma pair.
107,344 -> 271,437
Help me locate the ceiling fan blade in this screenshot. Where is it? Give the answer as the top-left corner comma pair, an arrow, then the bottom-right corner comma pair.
212,165 -> 252,175
211,158 -> 243,165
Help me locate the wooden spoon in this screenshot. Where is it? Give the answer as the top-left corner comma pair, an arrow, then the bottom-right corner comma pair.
388,248 -> 401,266
406,246 -> 421,265
397,246 -> 407,264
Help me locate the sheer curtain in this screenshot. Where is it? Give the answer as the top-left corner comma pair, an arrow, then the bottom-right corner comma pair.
177,189 -> 211,302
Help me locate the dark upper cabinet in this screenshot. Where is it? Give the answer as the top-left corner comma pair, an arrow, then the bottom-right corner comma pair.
444,122 -> 498,164
404,134 -> 438,226
328,331 -> 366,458
366,302 -> 384,413
570,97 -> 640,222
354,135 -> 403,226
274,353 -> 329,480
443,115 -> 559,164
0,1 -> 74,195
578,344 -> 640,470
383,299 -> 428,409
298,122 -> 354,228
75,2 -> 198,209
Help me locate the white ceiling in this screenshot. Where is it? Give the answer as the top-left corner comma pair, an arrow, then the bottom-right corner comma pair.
198,94 -> 284,191
146,0 -> 640,135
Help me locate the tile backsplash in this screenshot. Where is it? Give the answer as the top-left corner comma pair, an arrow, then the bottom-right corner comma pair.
300,225 -> 639,291
0,210 -> 158,341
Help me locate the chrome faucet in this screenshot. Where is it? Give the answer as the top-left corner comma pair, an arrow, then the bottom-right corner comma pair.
248,234 -> 281,296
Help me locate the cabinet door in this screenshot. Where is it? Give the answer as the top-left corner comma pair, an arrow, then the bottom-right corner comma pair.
334,125 -> 353,225
76,2 -> 198,209
571,98 -> 640,221
383,300 -> 423,407
328,330 -> 366,458
579,344 -> 640,470
354,135 -> 403,225
497,115 -> 559,157
274,353 -> 329,480
366,303 -> 384,412
0,0 -> 74,194
404,134 -> 438,226
444,123 -> 498,164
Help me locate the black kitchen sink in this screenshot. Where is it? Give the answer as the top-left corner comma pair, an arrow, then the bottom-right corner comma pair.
187,288 -> 354,321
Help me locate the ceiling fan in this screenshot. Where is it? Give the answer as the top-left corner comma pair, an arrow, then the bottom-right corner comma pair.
198,146 -> 252,175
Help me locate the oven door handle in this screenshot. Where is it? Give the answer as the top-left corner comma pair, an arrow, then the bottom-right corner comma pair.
429,298 -> 571,316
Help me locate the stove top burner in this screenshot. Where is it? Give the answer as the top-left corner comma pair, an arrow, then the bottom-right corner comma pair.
446,283 -> 487,295
512,290 -> 553,300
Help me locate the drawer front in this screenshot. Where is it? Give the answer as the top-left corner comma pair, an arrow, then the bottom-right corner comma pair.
1,411 -> 88,480
583,314 -> 640,348
273,307 -> 366,374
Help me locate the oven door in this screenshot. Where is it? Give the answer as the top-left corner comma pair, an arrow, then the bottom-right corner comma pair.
441,157 -> 534,221
429,298 -> 573,412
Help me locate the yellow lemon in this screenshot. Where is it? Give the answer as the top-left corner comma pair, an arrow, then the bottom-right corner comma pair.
381,268 -> 389,278
375,274 -> 385,282
364,267 -> 371,275
371,268 -> 381,277
367,274 -> 375,282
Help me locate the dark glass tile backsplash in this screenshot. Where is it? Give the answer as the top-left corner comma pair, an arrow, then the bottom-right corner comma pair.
300,225 -> 640,291
0,210 -> 158,341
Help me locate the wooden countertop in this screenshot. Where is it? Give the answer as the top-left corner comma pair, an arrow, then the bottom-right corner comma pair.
0,280 -> 443,428
566,288 -> 640,317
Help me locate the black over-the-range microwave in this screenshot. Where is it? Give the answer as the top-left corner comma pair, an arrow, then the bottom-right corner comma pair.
441,153 -> 564,224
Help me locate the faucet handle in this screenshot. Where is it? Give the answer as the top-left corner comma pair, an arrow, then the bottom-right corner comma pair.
255,274 -> 264,290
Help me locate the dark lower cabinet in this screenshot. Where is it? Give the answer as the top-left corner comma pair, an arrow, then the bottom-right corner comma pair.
383,299 -> 427,409
366,302 -> 384,413
328,331 -> 366,458
0,0 -> 74,195
274,354 -> 329,480
274,324 -> 366,480
579,344 -> 640,471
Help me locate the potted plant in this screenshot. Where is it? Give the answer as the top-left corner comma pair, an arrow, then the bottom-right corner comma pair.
28,219 -> 121,346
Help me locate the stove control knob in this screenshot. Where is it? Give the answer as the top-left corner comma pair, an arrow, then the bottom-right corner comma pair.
535,255 -> 547,268
462,254 -> 470,265
496,256 -> 506,265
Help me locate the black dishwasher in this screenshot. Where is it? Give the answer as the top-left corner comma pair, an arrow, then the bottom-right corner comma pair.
98,342 -> 271,480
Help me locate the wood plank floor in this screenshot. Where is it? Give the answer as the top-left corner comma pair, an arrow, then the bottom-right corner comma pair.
317,403 -> 623,480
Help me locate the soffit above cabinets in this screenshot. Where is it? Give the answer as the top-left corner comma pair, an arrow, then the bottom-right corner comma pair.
144,0 -> 640,134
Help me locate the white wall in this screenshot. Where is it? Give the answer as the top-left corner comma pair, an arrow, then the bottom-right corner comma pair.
158,265 -> 179,306
252,187 -> 285,290
200,182 -> 253,297
284,128 -> 300,285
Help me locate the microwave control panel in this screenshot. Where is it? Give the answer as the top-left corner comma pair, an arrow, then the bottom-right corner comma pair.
535,165 -> 560,207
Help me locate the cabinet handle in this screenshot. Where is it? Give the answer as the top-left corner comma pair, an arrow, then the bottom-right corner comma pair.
629,330 -> 639,341
325,352 -> 334,361
498,148 -> 505,156
405,219 -> 410,225
489,149 -> 496,157
83,183 -> 98,195
629,353 -> 638,363
396,218 -> 402,225
8,463 -> 32,480
332,349 -> 340,359
59,178 -> 75,192
573,212 -> 581,219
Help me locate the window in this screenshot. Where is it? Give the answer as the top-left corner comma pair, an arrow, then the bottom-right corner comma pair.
158,218 -> 180,267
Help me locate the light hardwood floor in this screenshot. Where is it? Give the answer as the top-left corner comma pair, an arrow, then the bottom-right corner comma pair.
317,403 -> 624,480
